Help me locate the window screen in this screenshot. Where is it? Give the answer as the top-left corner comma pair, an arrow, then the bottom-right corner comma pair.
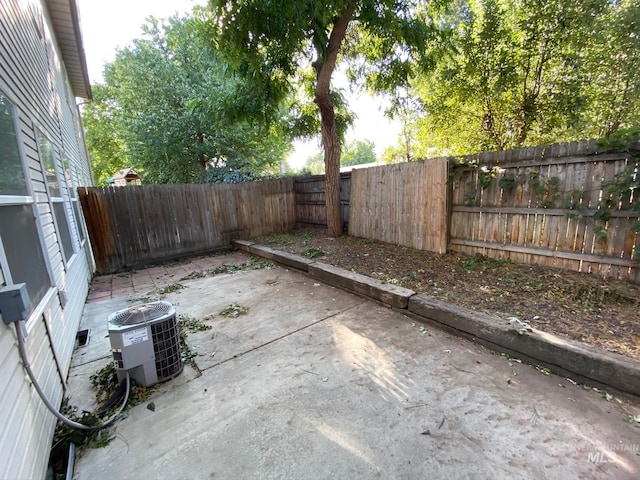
62,155 -> 87,243
38,133 -> 60,197
73,201 -> 85,242
53,202 -> 74,260
37,132 -> 75,262
0,205 -> 50,306
0,96 -> 28,195
0,95 -> 51,308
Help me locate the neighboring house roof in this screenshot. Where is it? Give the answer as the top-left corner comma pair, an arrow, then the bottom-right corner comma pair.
113,168 -> 142,181
44,0 -> 92,99
340,161 -> 380,173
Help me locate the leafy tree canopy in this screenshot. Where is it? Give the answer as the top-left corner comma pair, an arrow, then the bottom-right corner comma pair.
302,138 -> 377,174
82,85 -> 129,186
301,152 -> 325,176
408,0 -> 640,156
341,139 -> 377,167
207,0 -> 448,235
83,15 -> 292,184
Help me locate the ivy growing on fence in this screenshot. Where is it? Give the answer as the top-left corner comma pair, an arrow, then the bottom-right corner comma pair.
448,132 -> 640,261
593,128 -> 640,259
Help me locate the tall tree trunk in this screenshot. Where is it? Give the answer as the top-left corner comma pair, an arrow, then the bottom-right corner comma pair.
317,101 -> 343,236
314,1 -> 356,237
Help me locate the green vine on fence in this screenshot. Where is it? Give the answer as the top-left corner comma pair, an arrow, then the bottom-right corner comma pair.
562,189 -> 589,221
449,130 -> 640,260
592,128 -> 640,258
449,157 -> 499,205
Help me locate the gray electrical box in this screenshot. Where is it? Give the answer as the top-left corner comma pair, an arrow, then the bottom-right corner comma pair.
0,283 -> 30,324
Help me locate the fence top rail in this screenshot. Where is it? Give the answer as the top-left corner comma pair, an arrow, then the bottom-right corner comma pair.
449,140 -> 639,169
463,140 -> 598,165
452,152 -> 629,170
85,177 -> 294,193
294,172 -> 352,183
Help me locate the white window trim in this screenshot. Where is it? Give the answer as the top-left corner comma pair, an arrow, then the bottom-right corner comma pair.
36,129 -> 77,267
0,195 -> 33,206
62,155 -> 87,249
0,92 -> 56,326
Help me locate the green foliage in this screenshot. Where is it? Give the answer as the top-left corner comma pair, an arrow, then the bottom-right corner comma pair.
563,189 -> 588,220
580,2 -> 640,137
479,170 -> 495,190
461,253 -> 512,272
498,174 -> 516,191
53,362 -> 151,454
178,314 -> 212,333
302,139 -> 377,173
341,139 -> 377,167
83,15 -> 291,184
52,405 -> 115,451
591,129 -> 639,252
207,0 -> 448,234
596,126 -> 640,154
591,138 -> 640,255
208,1 -> 445,96
302,152 -> 325,175
538,177 -> 562,209
411,0 -> 640,156
219,303 -> 249,318
302,247 -> 326,258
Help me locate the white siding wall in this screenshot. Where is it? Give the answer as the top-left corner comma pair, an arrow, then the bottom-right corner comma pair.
0,1 -> 93,478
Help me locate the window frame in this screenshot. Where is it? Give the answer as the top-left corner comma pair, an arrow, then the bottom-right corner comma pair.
62,155 -> 87,245
36,129 -> 77,266
0,91 -> 55,323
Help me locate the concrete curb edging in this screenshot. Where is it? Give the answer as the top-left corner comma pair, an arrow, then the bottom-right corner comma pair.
409,295 -> 640,396
308,262 -> 416,309
232,240 -> 640,396
234,240 -> 315,272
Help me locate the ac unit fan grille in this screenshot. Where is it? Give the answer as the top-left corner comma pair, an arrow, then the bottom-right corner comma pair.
110,303 -> 173,326
151,317 -> 183,381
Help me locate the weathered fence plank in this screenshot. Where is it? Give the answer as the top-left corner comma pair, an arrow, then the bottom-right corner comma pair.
349,159 -> 449,253
79,140 -> 637,282
79,178 -> 296,273
294,173 -> 352,227
449,142 -> 639,281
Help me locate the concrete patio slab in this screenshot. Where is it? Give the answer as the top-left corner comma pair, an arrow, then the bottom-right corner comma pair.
233,240 -> 640,397
70,255 -> 640,480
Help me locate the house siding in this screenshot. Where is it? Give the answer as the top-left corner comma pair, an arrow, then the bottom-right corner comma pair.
0,1 -> 93,479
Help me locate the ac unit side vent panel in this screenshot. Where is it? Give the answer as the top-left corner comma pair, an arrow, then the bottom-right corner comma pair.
151,316 -> 183,382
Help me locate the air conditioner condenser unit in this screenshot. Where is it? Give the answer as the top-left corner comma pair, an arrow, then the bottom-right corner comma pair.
108,301 -> 183,387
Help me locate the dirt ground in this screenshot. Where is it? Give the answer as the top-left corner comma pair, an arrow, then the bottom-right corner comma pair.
256,226 -> 640,361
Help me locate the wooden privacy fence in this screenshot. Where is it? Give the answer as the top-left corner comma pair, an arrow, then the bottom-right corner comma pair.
79,179 -> 296,273
349,160 -> 449,253
79,140 -> 638,281
294,173 -> 352,227
449,141 -> 639,282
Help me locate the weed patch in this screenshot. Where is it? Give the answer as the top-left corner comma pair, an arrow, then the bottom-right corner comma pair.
219,303 -> 249,318
157,283 -> 186,295
302,247 -> 326,258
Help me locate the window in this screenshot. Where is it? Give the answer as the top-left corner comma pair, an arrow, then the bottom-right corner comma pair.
37,132 -> 75,261
62,156 -> 86,242
0,206 -> 51,305
0,98 -> 28,196
0,94 -> 51,307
